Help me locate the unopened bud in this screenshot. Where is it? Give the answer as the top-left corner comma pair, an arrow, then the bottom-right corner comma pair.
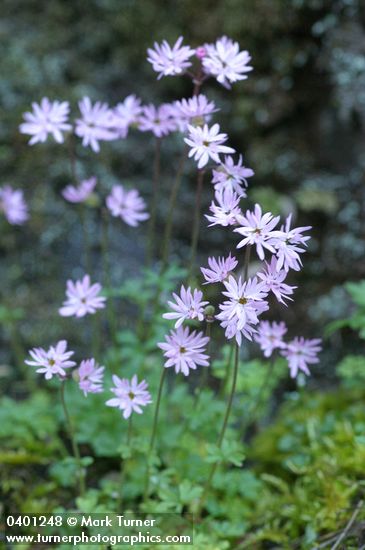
204,304 -> 215,323
195,46 -> 207,59
191,115 -> 205,128
85,192 -> 101,208
72,369 -> 80,383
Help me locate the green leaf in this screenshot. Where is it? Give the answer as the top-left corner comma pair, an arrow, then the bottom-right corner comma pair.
206,440 -> 245,467
345,280 -> 365,307
178,480 -> 203,504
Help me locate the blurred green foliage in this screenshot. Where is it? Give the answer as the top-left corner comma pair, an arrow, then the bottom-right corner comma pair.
2,362 -> 365,547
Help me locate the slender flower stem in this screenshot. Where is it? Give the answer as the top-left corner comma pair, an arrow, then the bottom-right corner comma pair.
127,415 -> 133,446
219,343 -> 234,398
67,134 -> 78,184
101,208 -> 117,343
192,66 -> 203,97
240,355 -> 276,439
251,355 -> 275,419
118,416 -> 133,510
159,62 -> 203,272
147,138 -> 162,266
161,149 -> 187,271
79,207 -> 91,274
143,148 -> 187,346
8,323 -> 34,388
180,323 -> 212,437
91,313 -> 101,360
68,135 -> 92,279
188,169 -> 205,281
197,343 -> 239,517
60,381 -> 85,496
192,322 -> 211,411
217,343 -> 239,447
243,245 -> 251,281
139,148 -> 187,343
144,368 -> 167,499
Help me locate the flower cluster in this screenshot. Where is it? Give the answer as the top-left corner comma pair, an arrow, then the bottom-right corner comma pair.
19,37 -> 253,156
21,34 -> 322,434
62,177 -> 149,228
26,341 -> 106,394
151,34 -> 322,382
159,286 -> 210,374
77,359 -> 105,396
147,35 -> 252,89
25,340 -> 76,380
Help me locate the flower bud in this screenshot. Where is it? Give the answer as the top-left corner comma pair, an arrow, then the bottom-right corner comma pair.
195,46 -> 207,59
204,304 -> 215,323
85,192 -> 101,208
72,369 -> 80,383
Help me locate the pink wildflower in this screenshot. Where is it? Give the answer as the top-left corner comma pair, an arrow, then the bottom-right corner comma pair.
270,214 -> 312,272
216,275 -> 268,334
202,36 -> 253,89
59,275 -> 106,318
0,186 -> 28,225
106,374 -> 152,419
147,36 -> 195,79
62,177 -> 97,203
106,184 -> 149,227
219,317 -> 256,346
195,46 -> 207,59
205,188 -> 242,227
254,321 -> 288,358
201,254 -> 238,284
113,95 -> 143,138
19,98 -> 71,145
234,204 -> 280,260
138,104 -> 177,138
158,326 -> 210,376
281,337 -> 322,378
257,256 -> 296,305
78,358 -> 105,396
163,285 -> 209,328
75,97 -> 118,153
25,340 -> 76,380
212,155 -> 254,197
184,123 -> 235,169
173,94 -> 218,132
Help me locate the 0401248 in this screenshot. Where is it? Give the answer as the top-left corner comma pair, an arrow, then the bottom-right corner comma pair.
6,515 -> 63,527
